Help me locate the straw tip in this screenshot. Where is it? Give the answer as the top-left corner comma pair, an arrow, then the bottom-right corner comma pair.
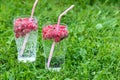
71,5 -> 75,7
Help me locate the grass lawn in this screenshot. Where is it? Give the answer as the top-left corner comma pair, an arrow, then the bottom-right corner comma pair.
0,0 -> 120,79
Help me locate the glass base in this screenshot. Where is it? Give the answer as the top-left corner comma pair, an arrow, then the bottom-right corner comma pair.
18,57 -> 36,62
48,67 -> 61,71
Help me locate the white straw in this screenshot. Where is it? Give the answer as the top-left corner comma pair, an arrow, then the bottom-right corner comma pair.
20,0 -> 38,56
30,0 -> 38,18
47,5 -> 74,68
57,5 -> 74,29
47,42 -> 56,68
20,34 -> 29,56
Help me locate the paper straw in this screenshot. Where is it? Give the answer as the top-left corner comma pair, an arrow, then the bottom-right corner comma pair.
30,0 -> 38,18
47,5 -> 74,68
20,0 -> 38,56
47,41 -> 56,68
56,5 -> 74,30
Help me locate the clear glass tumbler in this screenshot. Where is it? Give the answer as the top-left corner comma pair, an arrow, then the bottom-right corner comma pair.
13,16 -> 38,62
42,23 -> 67,71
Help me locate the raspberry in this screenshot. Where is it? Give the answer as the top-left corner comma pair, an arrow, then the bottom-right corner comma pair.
42,24 -> 68,42
23,29 -> 30,33
14,17 -> 38,38
15,33 -> 20,38
54,37 -> 61,42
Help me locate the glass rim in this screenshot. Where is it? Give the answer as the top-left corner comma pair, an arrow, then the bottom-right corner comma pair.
42,23 -> 68,28
13,15 -> 37,23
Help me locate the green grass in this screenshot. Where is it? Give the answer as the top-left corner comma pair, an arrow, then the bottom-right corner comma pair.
0,0 -> 120,79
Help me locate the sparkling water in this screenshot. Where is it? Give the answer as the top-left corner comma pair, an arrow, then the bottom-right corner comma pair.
15,31 -> 38,62
43,39 -> 66,70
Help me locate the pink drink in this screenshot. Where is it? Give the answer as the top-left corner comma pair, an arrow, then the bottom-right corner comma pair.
42,5 -> 74,70
42,23 -> 68,70
14,17 -> 38,62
